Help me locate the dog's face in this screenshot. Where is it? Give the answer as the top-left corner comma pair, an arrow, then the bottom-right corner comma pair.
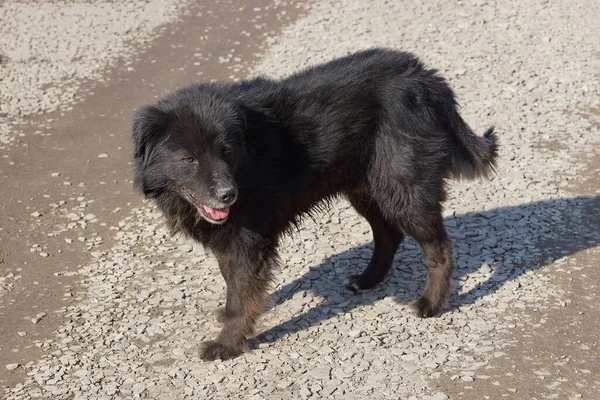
132,90 -> 246,225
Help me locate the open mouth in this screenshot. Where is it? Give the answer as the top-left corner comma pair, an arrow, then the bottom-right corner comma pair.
199,203 -> 230,223
182,188 -> 230,224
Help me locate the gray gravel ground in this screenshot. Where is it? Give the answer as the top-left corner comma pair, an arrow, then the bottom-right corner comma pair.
3,0 -> 600,399
0,0 -> 185,148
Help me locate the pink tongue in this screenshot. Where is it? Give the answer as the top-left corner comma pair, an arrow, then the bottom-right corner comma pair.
202,205 -> 230,220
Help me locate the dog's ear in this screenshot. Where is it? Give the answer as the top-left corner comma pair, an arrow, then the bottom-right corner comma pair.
132,105 -> 169,160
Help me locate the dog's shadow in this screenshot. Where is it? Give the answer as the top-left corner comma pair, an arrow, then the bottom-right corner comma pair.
253,195 -> 600,345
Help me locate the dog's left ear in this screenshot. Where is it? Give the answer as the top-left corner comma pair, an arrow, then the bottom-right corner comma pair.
132,105 -> 169,160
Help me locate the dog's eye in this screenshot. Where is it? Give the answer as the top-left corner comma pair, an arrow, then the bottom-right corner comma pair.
183,157 -> 195,163
222,146 -> 232,158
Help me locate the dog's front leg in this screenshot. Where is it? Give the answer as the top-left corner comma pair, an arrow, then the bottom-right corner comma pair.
201,247 -> 274,361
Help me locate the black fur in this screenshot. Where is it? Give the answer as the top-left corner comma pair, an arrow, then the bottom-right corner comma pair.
132,48 -> 498,360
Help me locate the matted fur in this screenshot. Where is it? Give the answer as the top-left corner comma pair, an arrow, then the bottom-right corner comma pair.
132,48 -> 498,360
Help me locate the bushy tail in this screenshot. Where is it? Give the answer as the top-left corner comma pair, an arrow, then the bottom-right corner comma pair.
448,116 -> 498,180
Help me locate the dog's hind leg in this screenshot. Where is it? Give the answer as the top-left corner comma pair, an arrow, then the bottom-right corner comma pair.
402,215 -> 454,317
344,194 -> 404,292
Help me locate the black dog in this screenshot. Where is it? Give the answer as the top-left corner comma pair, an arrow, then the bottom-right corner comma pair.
132,48 -> 498,361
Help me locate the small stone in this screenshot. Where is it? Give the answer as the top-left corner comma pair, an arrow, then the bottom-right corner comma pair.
30,211 -> 42,217
179,244 -> 193,252
167,289 -> 185,300
299,386 -> 312,399
172,348 -> 185,357
97,153 -> 109,158
309,367 -> 331,380
31,312 -> 47,323
277,380 -> 293,389
17,332 -> 27,337
445,219 -> 458,227
6,363 -> 19,371
428,393 -> 449,400
118,341 -> 131,350
483,238 -> 497,248
322,384 -> 337,396
474,346 -> 495,353
51,172 -> 60,177
477,211 -> 495,219
39,252 -> 49,258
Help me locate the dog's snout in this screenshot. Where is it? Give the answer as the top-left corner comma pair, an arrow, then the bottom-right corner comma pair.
216,185 -> 237,204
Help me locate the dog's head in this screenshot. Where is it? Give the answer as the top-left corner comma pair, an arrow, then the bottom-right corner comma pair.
132,86 -> 246,225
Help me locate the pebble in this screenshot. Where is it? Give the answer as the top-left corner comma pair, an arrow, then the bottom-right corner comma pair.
428,393 -> 449,400
31,312 -> 47,324
277,380 -> 293,389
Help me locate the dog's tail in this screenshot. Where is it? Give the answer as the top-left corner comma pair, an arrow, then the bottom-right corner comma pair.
447,113 -> 498,180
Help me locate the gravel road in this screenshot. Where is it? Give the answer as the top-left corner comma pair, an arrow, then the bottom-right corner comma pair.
0,0 -> 184,147
1,0 -> 599,399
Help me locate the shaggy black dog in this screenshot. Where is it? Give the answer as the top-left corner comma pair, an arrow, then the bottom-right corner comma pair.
132,48 -> 498,361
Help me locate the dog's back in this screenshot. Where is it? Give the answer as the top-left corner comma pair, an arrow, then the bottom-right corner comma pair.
234,49 -> 497,205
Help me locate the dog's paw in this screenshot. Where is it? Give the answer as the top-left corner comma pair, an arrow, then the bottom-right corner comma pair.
410,297 -> 441,318
214,307 -> 227,323
344,275 -> 372,293
200,340 -> 246,361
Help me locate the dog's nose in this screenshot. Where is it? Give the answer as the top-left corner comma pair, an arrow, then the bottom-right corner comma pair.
216,186 -> 236,204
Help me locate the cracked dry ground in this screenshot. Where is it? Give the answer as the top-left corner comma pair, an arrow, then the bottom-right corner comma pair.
1,0 -> 599,399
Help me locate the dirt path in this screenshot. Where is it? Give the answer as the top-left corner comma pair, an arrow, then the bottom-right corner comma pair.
0,0 -> 308,391
1,0 -> 599,399
436,183 -> 600,399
